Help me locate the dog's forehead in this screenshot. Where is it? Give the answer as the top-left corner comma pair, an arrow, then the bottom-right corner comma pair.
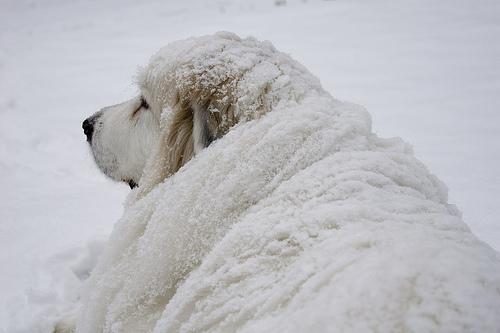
136,73 -> 162,111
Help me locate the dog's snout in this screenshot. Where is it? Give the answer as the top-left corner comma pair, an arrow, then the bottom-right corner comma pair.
82,118 -> 95,142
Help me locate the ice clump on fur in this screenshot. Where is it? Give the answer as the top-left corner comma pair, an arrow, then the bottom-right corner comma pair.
77,33 -> 500,333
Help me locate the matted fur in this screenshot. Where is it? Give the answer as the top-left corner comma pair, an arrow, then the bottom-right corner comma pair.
75,32 -> 500,333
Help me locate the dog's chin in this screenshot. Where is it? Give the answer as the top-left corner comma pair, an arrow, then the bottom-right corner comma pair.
127,180 -> 138,189
90,147 -> 139,190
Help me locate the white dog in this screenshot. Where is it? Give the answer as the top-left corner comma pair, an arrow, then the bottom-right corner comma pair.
71,32 -> 500,333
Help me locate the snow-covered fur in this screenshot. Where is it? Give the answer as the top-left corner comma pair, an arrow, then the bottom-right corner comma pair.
78,32 -> 500,332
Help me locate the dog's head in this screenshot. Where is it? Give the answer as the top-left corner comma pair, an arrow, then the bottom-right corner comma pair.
83,32 -> 322,195
82,93 -> 161,189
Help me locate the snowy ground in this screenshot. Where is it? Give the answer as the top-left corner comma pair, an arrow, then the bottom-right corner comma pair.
0,0 -> 499,332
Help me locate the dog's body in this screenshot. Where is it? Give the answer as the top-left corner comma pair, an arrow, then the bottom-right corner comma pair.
75,32 -> 500,332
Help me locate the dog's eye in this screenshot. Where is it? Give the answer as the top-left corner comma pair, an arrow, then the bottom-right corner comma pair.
132,96 -> 150,118
140,96 -> 149,110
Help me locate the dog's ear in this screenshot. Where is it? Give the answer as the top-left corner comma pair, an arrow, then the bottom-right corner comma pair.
192,103 -> 215,154
136,101 -> 216,198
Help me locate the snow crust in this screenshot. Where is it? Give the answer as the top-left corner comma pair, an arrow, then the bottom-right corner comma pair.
76,34 -> 500,333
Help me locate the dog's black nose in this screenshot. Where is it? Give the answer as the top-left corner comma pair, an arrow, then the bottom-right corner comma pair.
82,118 -> 94,142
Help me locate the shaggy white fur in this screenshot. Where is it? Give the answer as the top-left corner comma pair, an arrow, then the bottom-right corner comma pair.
77,32 -> 500,332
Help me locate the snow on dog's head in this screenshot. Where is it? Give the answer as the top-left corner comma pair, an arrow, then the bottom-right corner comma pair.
83,32 -> 323,193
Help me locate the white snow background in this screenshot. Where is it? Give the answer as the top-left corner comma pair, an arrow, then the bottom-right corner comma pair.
1,0 -> 499,332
